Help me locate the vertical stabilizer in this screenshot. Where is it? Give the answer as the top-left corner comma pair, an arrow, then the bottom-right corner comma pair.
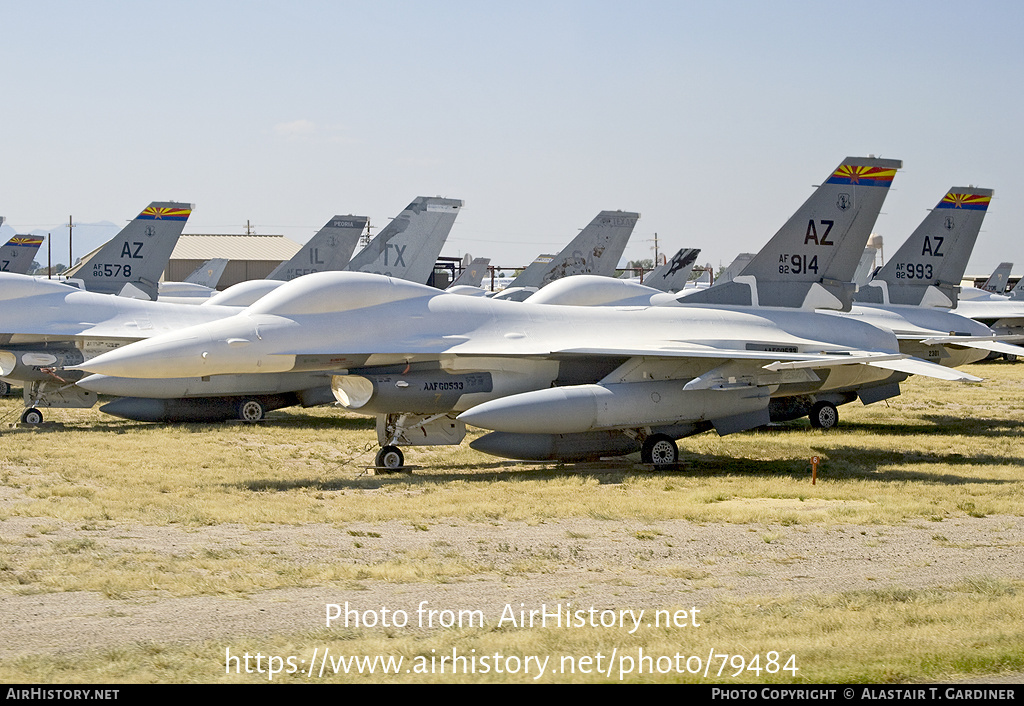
345,197 -> 463,284
1007,273 -> 1024,300
0,233 -> 44,275
63,202 -> 193,300
644,248 -> 700,293
682,157 -> 901,310
508,210 -> 640,289
713,253 -> 755,286
183,258 -> 229,288
982,261 -> 1013,293
449,257 -> 491,288
856,187 -> 993,307
267,215 -> 367,281
852,247 -> 879,287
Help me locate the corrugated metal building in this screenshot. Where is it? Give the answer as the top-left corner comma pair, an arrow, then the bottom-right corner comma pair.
165,234 -> 301,289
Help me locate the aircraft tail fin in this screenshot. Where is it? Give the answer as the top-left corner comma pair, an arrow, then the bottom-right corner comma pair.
345,197 -> 462,284
644,248 -> 700,293
683,156 -> 901,310
183,258 -> 229,288
267,215 -> 367,281
449,257 -> 491,288
713,253 -> 755,286
1,233 -> 45,275
855,187 -> 993,307
63,202 -> 193,300
1008,273 -> 1024,300
852,247 -> 879,287
508,210 -> 639,289
981,260 -> 1013,293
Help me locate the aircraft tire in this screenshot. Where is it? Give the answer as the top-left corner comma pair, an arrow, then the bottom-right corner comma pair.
375,445 -> 405,470
809,401 -> 839,430
641,434 -> 678,470
237,399 -> 265,422
0,381 -> 9,396
1005,353 -> 1018,363
21,408 -> 43,425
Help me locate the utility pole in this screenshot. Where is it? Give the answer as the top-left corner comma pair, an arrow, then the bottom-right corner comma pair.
361,218 -> 372,247
67,216 -> 74,267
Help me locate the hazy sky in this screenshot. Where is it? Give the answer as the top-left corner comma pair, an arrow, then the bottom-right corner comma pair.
2,0 -> 1021,275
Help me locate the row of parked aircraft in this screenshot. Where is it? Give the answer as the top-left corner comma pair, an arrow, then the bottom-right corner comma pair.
3,156 -> 1024,469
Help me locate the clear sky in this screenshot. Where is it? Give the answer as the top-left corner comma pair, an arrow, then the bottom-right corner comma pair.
2,0 -> 1021,275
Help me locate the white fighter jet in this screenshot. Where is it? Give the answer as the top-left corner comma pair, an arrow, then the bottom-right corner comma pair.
0,197 -> 462,424
75,159 -> 979,468
524,185 -> 1021,429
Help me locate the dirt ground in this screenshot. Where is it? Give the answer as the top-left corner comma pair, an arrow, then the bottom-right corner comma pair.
2,509 -> 1022,660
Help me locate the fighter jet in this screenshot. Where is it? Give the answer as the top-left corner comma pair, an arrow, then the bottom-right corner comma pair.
75,158 -> 979,469
526,185 -> 1018,430
0,273 -> 241,423
61,202 -> 193,300
74,269 -> 972,467
797,186 -> 1024,426
954,286 -> 1024,356
855,188 -> 1024,364
0,226 -> 44,276
61,197 -> 462,423
0,203 -> 193,404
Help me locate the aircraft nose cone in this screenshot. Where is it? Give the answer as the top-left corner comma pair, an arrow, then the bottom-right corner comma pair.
76,330 -> 213,378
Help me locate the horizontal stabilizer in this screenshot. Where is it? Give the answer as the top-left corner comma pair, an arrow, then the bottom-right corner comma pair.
764,351 -> 981,382
917,337 -> 1024,357
865,357 -> 981,382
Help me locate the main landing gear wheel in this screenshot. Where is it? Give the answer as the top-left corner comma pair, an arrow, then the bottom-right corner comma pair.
641,434 -> 678,470
375,445 -> 405,470
21,408 -> 43,425
0,381 -> 10,396
809,401 -> 839,430
1005,353 -> 1019,363
237,399 -> 265,422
